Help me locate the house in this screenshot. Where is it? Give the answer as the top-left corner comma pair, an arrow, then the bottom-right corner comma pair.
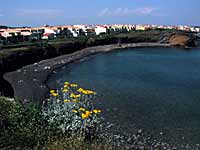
44,28 -> 56,34
68,27 -> 78,37
136,25 -> 146,31
42,33 -> 55,40
40,27 -> 57,40
95,25 -> 107,35
0,31 -> 12,38
0,34 -> 3,47
196,28 -> 200,32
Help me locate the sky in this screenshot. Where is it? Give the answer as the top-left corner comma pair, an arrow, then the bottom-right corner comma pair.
0,0 -> 200,27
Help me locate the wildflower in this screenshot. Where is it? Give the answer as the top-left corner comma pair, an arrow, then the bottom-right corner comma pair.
72,110 -> 78,113
62,89 -> 69,93
64,99 -> 70,103
93,109 -> 98,114
70,93 -> 76,98
75,94 -> 81,98
81,113 -> 89,119
81,90 -> 88,95
97,109 -> 102,113
70,93 -> 81,99
70,84 -> 78,87
64,85 -> 69,88
51,92 -> 58,97
77,88 -> 84,92
72,99 -> 79,103
50,90 -> 56,93
79,108 -> 86,111
72,94 -> 81,99
64,82 -> 70,85
93,109 -> 102,114
85,111 -> 91,116
87,90 -> 97,95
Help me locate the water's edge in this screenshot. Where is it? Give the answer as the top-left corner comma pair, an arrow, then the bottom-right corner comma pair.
47,47 -> 200,146
4,43 -> 170,103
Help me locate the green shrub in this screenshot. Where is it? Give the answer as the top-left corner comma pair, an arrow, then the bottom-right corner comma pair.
0,82 -> 104,149
0,97 -> 49,149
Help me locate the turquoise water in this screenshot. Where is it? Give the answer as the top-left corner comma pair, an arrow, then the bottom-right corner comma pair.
47,47 -> 200,144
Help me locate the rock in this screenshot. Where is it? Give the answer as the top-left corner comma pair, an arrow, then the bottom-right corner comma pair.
137,129 -> 143,134
40,84 -> 46,88
169,34 -> 196,47
17,80 -> 24,84
32,78 -> 39,82
106,124 -> 113,129
44,66 -> 51,70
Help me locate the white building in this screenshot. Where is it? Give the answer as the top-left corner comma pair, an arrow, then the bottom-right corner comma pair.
21,31 -> 32,36
0,31 -> 13,38
136,25 -> 146,31
42,33 -> 55,40
68,27 -> 78,37
44,28 -> 56,34
196,28 -> 200,32
95,25 -> 107,35
73,25 -> 87,32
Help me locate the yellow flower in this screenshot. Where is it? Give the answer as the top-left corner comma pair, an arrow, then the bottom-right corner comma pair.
85,111 -> 91,116
64,85 -> 69,88
75,94 -> 81,98
72,94 -> 81,99
51,93 -> 58,97
79,108 -> 86,111
64,99 -> 70,103
80,89 -> 96,95
70,93 -> 81,99
81,113 -> 88,119
70,84 -> 78,87
72,110 -> 78,113
64,82 -> 70,85
50,90 -> 56,93
70,93 -> 75,98
97,109 -> 102,113
81,90 -> 88,95
77,88 -> 84,92
87,90 -> 97,95
93,109 -> 102,114
93,109 -> 98,114
62,89 -> 69,93
72,99 -> 78,103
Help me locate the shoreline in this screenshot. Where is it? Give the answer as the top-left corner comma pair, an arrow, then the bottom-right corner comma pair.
4,43 -> 170,103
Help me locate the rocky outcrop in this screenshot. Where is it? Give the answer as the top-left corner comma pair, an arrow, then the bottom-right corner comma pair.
168,34 -> 196,47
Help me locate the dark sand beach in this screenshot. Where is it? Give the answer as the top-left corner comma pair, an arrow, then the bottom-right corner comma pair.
4,43 -> 170,103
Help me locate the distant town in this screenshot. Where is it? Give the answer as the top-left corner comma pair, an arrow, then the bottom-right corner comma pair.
0,24 -> 200,47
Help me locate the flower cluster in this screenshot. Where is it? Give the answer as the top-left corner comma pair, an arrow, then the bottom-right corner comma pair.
42,82 -> 102,136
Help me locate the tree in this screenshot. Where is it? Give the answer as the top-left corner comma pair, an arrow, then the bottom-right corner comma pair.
78,29 -> 86,36
60,29 -> 73,38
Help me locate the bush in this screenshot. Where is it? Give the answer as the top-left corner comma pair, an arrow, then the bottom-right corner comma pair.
0,97 -> 48,149
43,82 -> 102,139
0,82 -> 104,149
